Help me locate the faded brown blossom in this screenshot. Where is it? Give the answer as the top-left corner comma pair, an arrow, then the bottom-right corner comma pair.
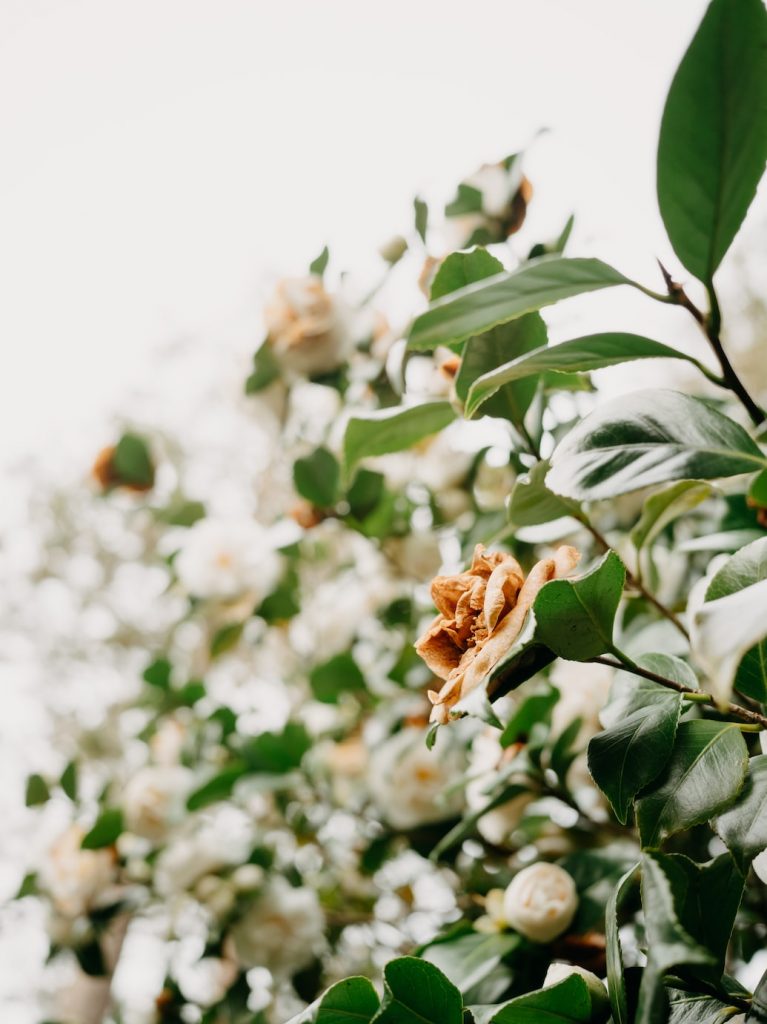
416,544 -> 580,724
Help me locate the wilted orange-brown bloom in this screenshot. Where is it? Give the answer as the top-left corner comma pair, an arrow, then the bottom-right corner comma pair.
416,544 -> 580,724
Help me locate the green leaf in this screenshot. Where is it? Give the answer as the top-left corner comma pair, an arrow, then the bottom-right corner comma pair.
372,957 -> 462,1024
408,257 -> 632,352
112,432 -> 154,488
210,622 -> 244,658
143,657 -> 172,690
286,976 -> 380,1024
668,990 -> 742,1023
507,460 -> 581,528
699,537 -> 767,702
257,566 -> 301,623
445,182 -> 483,218
748,469 -> 767,509
657,0 -> 767,281
532,550 -> 626,661
588,689 -> 683,823
749,968 -> 767,1023
309,652 -> 366,703
465,333 -> 714,419
343,401 -> 456,477
430,248 -> 504,301
599,654 -> 698,732
25,774 -> 50,807
309,245 -> 330,277
456,314 -> 547,427
499,689 -> 558,747
293,447 -> 341,507
186,764 -> 247,811
81,809 -> 123,849
635,720 -> 748,848
716,755 -> 767,871
60,762 -> 78,801
245,342 -> 281,393
560,848 -> 640,934
547,389 -> 765,501
631,481 -> 714,554
414,196 -> 429,243
605,863 -> 639,1024
420,931 -> 518,1003
472,974 -> 599,1024
242,721 -> 311,774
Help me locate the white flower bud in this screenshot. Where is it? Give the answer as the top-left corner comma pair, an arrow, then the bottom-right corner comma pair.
231,864 -> 265,892
503,863 -> 578,943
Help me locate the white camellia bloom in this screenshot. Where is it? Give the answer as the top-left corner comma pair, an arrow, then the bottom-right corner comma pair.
367,727 -> 466,831
544,963 -> 609,1020
121,765 -> 193,843
466,730 -> 533,847
503,863 -> 578,943
174,518 -> 281,601
264,276 -> 350,377
39,825 -> 117,918
226,877 -> 325,977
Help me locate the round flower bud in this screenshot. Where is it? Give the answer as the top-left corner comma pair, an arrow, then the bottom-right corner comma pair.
503,863 -> 578,943
544,963 -> 610,1022
378,235 -> 408,265
231,864 -> 265,892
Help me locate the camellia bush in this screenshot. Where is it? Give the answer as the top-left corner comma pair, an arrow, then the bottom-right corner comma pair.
7,0 -> 767,1022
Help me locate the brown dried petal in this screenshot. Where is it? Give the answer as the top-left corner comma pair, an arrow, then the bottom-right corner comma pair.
484,560 -> 524,633
415,617 -> 463,680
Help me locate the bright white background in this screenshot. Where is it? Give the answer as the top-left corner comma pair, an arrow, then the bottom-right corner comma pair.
2,0 -> 744,469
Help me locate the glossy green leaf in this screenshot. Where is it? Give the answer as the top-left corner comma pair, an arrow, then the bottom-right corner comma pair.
716,755 -> 767,872
81,809 -> 123,849
372,957 -> 462,1024
631,481 -> 714,554
588,688 -> 682,823
600,654 -> 698,730
532,550 -> 626,661
547,390 -> 765,501
293,446 -> 341,507
430,248 -> 504,301
657,0 -> 767,281
471,974 -> 601,1024
287,976 -> 380,1024
456,314 -> 547,427
343,402 -> 455,477
507,460 -> 581,528
466,333 -> 713,419
605,864 -> 639,1024
635,720 -> 748,848
408,257 -> 632,352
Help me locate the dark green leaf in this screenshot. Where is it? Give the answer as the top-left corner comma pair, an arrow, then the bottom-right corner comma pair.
25,774 -> 50,807
465,333 -> 713,419
408,257 -> 632,352
547,390 -> 765,501
245,343 -> 281,394
186,764 -> 247,811
414,196 -> 429,243
631,481 -> 713,554
749,967 -> 767,1022
635,721 -> 748,847
143,657 -> 172,690
472,974 -> 600,1024
257,566 -> 301,623
420,931 -> 518,1002
657,0 -> 767,281
309,652 -> 366,703
112,433 -> 154,488
500,689 -> 558,747
287,976 -> 380,1024
293,447 -> 341,507
605,864 -> 639,1024
372,957 -> 462,1024
430,248 -> 504,302
716,755 -> 767,871
343,402 -> 456,477
60,762 -> 78,801
210,622 -> 244,658
81,809 -> 123,849
241,722 -> 311,774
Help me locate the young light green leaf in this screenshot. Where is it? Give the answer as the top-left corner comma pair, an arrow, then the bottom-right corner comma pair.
631,480 -> 714,554
716,755 -> 767,872
408,257 -> 632,352
531,550 -> 626,662
455,314 -> 547,427
286,976 -> 380,1024
700,537 -> 767,702
657,0 -> 767,282
466,333 -> 715,419
605,864 -> 639,1024
588,689 -> 683,823
372,957 -> 463,1024
635,720 -> 748,848
343,401 -> 455,477
547,390 -> 765,501
430,247 -> 504,301
507,460 -> 581,528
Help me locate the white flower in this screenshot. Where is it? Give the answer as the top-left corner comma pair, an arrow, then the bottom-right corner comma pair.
367,728 -> 466,831
550,661 -> 614,745
226,877 -> 325,976
39,825 -> 117,918
264,276 -> 350,376
177,956 -> 239,1008
464,162 -> 520,218
503,863 -> 578,943
121,765 -> 193,843
544,963 -> 609,1019
466,730 -> 533,846
174,518 -> 281,601
154,807 -> 255,896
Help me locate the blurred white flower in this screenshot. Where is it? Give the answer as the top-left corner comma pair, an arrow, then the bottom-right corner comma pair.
550,661 -> 614,744
367,728 -> 466,831
176,956 -> 238,1008
174,518 -> 281,601
265,276 -> 350,377
154,808 -> 254,896
39,825 -> 117,918
226,877 -> 325,976
502,863 -> 577,943
121,765 -> 193,843
465,730 -> 533,846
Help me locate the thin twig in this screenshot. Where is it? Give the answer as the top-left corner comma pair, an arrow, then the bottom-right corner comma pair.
592,655 -> 767,730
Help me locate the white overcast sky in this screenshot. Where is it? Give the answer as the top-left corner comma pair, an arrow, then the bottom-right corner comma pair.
3,0 -> 761,467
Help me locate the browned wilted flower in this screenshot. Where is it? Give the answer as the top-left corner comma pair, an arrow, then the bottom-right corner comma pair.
416,544 -> 580,724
